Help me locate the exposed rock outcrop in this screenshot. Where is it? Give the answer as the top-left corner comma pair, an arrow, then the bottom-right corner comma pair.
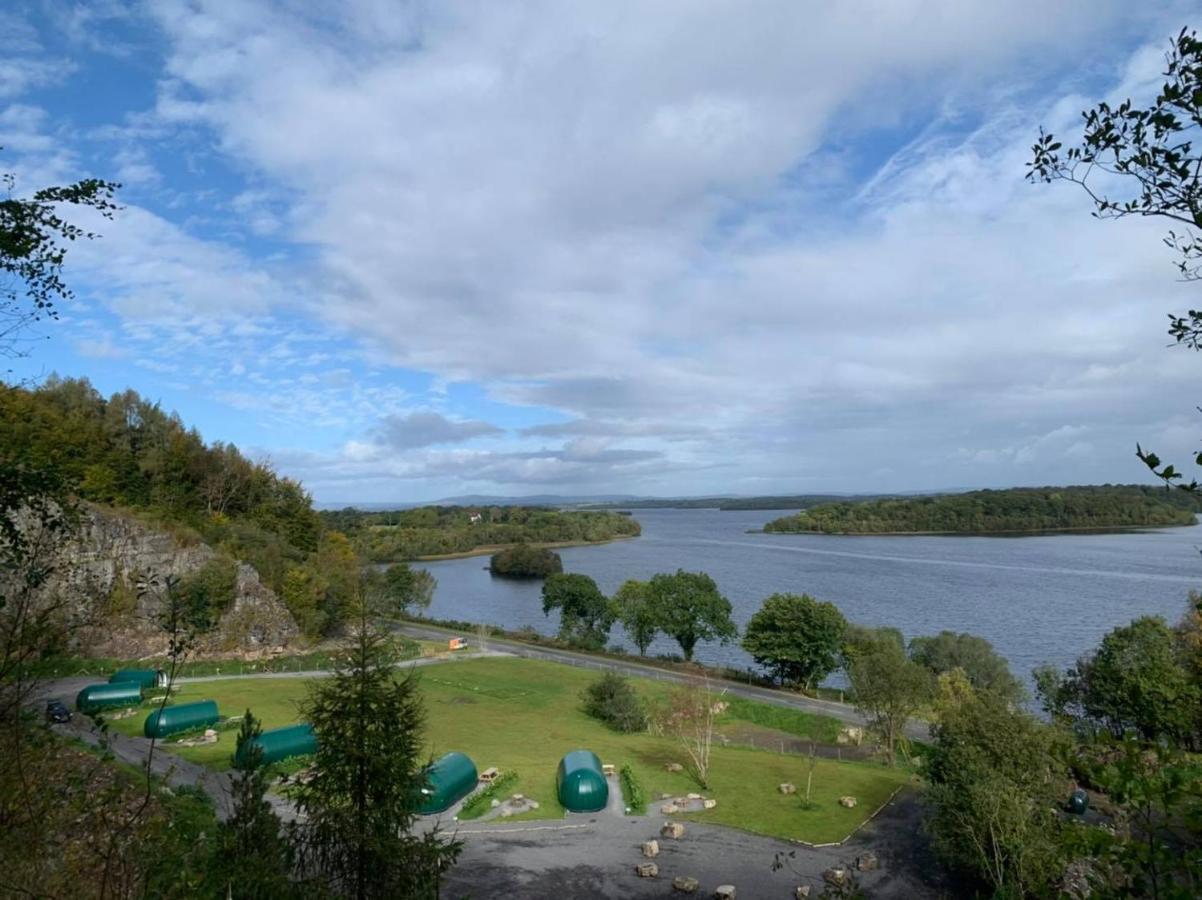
27,506 -> 299,658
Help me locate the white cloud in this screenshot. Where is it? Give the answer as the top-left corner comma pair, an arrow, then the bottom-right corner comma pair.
15,2 -> 1202,499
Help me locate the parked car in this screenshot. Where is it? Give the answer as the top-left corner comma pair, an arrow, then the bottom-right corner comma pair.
46,699 -> 72,724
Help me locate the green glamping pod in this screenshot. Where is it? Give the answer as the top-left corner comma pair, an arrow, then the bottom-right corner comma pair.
143,700 -> 220,739
109,669 -> 164,690
418,752 -> 478,814
235,723 -> 318,767
556,750 -> 609,813
76,682 -> 142,713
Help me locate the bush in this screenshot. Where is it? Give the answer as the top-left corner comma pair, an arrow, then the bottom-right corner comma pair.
489,544 -> 563,578
582,672 -> 646,733
458,771 -> 518,820
619,764 -> 646,814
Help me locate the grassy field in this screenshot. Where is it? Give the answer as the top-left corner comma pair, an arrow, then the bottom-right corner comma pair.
106,656 -> 909,843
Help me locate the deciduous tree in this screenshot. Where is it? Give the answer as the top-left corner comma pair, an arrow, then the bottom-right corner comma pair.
909,630 -> 1022,703
741,593 -> 846,689
846,632 -> 930,765
541,572 -> 614,649
613,578 -> 657,655
647,570 -> 737,662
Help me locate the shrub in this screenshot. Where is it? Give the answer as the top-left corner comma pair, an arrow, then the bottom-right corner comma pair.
458,770 -> 518,820
619,764 -> 646,814
582,672 -> 646,733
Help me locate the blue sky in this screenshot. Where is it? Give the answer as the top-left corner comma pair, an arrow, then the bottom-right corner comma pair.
3,1 -> 1201,504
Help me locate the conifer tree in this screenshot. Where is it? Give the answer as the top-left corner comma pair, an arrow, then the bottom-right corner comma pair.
216,709 -> 291,898
291,608 -> 461,898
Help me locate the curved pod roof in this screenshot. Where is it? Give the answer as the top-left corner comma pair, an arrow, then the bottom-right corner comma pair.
76,682 -> 142,713
143,700 -> 219,739
110,669 -> 165,689
418,751 -> 478,814
556,749 -> 608,813
235,723 -> 317,768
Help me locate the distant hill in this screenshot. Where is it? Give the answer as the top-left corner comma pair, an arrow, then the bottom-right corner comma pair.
763,485 -> 1201,535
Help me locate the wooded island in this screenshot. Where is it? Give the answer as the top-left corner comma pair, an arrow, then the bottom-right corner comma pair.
763,485 -> 1201,535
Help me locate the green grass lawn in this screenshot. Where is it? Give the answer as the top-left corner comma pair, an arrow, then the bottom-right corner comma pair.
106,656 -> 908,843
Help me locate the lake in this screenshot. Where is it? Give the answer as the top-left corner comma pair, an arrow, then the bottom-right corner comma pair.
417,508 -> 1202,688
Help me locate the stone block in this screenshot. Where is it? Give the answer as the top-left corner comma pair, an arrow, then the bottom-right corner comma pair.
795,887 -> 811,899
642,839 -> 659,858
823,866 -> 850,887
665,762 -> 684,772
687,792 -> 702,800
672,875 -> 699,893
838,795 -> 857,808
779,783 -> 796,795
661,803 -> 679,814
703,798 -> 717,810
715,885 -> 736,899
636,862 -> 659,878
855,851 -> 878,872
661,821 -> 685,839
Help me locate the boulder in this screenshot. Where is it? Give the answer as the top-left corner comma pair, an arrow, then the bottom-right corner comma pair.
795,887 -> 811,899
661,821 -> 685,839
855,851 -> 879,872
836,725 -> 864,745
490,799 -> 500,808
528,800 -> 539,809
499,808 -> 512,818
661,803 -> 679,815
838,795 -> 857,808
822,867 -> 850,888
636,862 -> 659,878
672,875 -> 699,893
715,885 -> 736,899
702,798 -> 717,810
642,840 -> 660,858
687,792 -> 702,800
512,793 -> 524,802
779,783 -> 796,795
660,792 -> 674,799
665,762 -> 684,772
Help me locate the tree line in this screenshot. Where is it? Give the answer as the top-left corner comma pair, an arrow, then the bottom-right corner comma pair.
765,485 -> 1201,534
322,505 -> 641,561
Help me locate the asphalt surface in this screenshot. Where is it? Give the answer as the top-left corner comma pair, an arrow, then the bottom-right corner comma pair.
439,790 -> 940,899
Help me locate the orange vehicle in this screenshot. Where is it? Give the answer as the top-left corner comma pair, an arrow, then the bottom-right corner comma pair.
448,637 -> 467,651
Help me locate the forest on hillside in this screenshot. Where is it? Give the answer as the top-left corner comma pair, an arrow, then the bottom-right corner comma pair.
322,505 -> 641,561
763,486 -> 1201,535
0,378 -> 372,637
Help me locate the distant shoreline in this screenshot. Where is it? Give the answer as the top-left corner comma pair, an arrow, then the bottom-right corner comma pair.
756,521 -> 1199,537
395,533 -> 641,563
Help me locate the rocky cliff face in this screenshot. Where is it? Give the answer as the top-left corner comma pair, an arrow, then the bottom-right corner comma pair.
42,507 -> 300,658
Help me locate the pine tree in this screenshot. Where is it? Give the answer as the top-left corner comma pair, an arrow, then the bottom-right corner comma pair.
216,709 -> 291,899
291,610 -> 461,898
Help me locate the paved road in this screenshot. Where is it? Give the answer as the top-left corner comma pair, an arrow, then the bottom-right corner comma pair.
392,621 -> 931,742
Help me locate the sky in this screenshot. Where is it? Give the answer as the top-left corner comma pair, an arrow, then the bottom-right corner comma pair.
3,1 -> 1202,504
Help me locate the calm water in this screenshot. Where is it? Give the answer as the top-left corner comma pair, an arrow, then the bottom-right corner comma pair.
417,509 -> 1202,688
